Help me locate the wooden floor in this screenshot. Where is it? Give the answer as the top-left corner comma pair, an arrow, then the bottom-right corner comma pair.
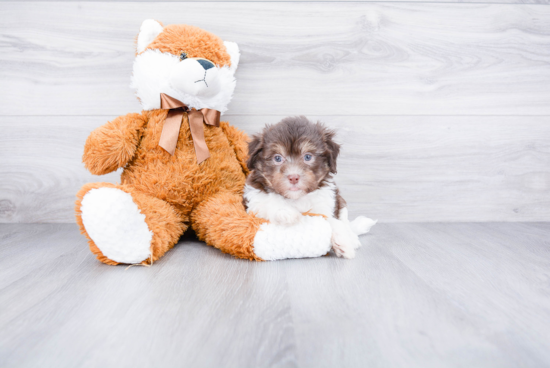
1,223 -> 549,368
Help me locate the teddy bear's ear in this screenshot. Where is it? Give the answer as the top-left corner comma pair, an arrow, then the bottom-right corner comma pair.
224,41 -> 240,73
137,19 -> 164,53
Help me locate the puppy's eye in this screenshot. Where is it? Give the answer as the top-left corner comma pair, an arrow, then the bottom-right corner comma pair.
273,154 -> 284,164
304,153 -> 313,162
180,52 -> 188,61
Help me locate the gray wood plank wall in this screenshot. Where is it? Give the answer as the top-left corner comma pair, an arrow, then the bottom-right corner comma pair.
10,0 -> 550,4
1,1 -> 549,223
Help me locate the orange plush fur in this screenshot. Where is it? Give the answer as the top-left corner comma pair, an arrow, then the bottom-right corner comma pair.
141,24 -> 232,67
76,25 -> 266,265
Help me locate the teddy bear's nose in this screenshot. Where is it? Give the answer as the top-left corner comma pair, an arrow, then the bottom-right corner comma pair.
197,59 -> 214,70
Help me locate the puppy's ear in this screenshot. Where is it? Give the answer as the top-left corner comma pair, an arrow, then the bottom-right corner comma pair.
322,127 -> 340,174
247,134 -> 264,170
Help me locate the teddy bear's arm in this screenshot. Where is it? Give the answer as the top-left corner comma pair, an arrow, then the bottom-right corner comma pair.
220,121 -> 250,176
83,112 -> 147,175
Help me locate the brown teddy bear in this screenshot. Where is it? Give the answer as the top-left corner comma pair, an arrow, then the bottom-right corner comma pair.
75,20 -> 335,265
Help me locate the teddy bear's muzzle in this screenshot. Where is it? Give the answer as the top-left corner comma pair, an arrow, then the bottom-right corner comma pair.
169,58 -> 221,97
196,59 -> 215,70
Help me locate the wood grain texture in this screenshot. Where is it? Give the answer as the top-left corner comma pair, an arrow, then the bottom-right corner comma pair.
1,2 -> 549,223
1,2 -> 550,116
1,223 -> 549,367
1,115 -> 549,223
0,116 -> 120,223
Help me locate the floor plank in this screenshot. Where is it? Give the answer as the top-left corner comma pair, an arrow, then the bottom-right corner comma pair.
1,2 -> 550,116
0,223 -> 549,367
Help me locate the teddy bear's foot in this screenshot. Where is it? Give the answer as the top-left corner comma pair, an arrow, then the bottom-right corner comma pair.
76,183 -> 185,265
253,216 -> 332,261
80,187 -> 152,264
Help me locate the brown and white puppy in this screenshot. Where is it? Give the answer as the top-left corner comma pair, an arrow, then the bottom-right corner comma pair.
243,116 -> 376,259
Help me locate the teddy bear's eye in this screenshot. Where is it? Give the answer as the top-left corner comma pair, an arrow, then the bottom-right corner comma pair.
180,52 -> 187,61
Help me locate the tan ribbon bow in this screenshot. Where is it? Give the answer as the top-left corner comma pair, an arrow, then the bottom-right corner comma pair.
158,93 -> 221,163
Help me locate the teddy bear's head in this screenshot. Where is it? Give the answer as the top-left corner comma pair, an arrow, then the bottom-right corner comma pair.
131,20 -> 240,114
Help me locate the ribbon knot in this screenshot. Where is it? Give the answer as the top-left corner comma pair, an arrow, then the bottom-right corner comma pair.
158,93 -> 221,164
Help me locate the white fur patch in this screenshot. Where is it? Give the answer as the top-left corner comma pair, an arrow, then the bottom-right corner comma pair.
244,182 -> 337,222
351,216 -> 378,235
339,207 -> 377,237
81,188 -> 153,264
137,19 -> 163,54
328,216 -> 360,258
223,41 -> 240,73
131,49 -> 237,113
253,216 -> 332,261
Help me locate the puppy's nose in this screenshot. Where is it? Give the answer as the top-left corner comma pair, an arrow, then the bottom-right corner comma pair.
197,59 -> 214,70
288,174 -> 300,185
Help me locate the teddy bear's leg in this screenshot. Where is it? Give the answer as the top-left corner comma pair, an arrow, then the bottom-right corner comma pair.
75,183 -> 185,265
191,191 -> 333,261
191,191 -> 265,260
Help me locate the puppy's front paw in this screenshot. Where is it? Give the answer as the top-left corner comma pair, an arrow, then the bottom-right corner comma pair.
331,230 -> 359,259
272,208 -> 302,226
332,239 -> 356,259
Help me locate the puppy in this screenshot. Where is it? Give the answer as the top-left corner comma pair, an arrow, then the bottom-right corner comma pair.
243,116 -> 376,259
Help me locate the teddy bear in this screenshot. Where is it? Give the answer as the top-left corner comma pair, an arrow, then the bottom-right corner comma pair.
75,20 -> 338,265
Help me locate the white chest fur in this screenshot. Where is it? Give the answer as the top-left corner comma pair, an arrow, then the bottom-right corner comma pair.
244,181 -> 336,219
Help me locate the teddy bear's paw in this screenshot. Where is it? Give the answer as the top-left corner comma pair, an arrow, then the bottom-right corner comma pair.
351,216 -> 378,236
253,216 -> 332,261
81,187 -> 153,264
272,207 -> 302,226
